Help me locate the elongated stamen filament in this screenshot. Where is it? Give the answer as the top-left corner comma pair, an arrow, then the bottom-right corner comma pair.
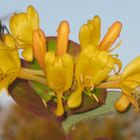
109,40 -> 122,52
18,69 -> 47,85
93,94 -> 99,102
21,68 -> 44,76
42,99 -> 47,108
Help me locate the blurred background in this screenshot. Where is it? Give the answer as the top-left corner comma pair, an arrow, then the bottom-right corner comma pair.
0,0 -> 140,139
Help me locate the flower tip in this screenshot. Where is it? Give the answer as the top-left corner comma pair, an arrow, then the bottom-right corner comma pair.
67,98 -> 81,109
27,5 -> 34,10
93,15 -> 101,23
57,20 -> 70,33
109,21 -> 122,34
54,108 -> 64,116
27,5 -> 37,14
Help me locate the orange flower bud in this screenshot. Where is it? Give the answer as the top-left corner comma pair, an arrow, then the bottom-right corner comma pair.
56,21 -> 70,57
33,29 -> 46,69
98,21 -> 122,51
115,95 -> 130,112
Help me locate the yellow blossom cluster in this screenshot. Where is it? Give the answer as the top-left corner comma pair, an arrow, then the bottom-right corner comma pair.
0,6 -> 140,116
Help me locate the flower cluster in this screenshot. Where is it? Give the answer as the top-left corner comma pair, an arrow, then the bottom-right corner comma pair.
0,5 -> 140,116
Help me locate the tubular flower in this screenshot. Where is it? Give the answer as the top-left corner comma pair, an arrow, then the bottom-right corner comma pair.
68,16 -> 122,108
44,21 -> 74,116
0,34 -> 20,92
10,5 -> 39,62
115,56 -> 140,112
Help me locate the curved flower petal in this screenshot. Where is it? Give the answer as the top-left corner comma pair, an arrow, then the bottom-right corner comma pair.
67,85 -> 84,108
114,57 -> 122,74
22,45 -> 33,62
121,56 -> 140,81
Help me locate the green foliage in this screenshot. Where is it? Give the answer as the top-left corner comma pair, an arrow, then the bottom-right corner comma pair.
62,91 -> 121,133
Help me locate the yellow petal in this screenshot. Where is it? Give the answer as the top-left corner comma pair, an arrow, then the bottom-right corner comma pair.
10,6 -> 39,45
27,5 -> 39,29
0,35 -> 20,91
114,94 -> 130,112
0,72 -> 17,92
92,55 -> 114,84
44,52 -> 73,92
121,56 -> 140,81
75,45 -> 114,86
79,24 -> 90,50
120,56 -> 140,97
33,29 -> 46,68
75,45 -> 97,84
22,46 -> 33,62
79,15 -> 101,50
10,5 -> 39,62
98,21 -> 122,51
67,85 -> 84,108
0,35 -> 20,71
88,15 -> 101,47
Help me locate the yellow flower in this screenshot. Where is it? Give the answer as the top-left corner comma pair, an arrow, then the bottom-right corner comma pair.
10,5 -> 39,62
115,56 -> 140,112
68,16 -> 122,108
44,21 -> 74,116
0,35 -> 20,92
